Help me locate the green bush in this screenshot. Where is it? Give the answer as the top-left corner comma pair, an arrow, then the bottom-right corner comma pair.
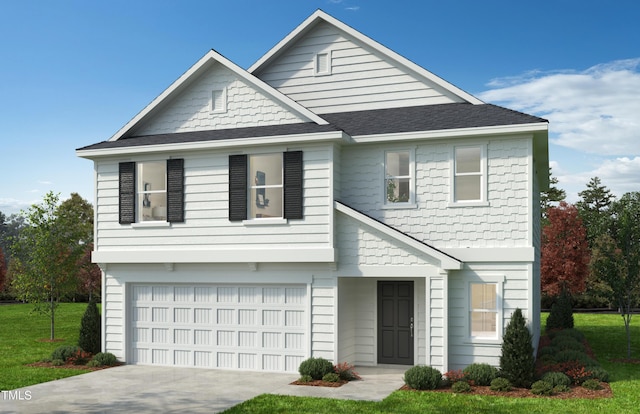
531,380 -> 554,396
554,350 -> 597,367
91,352 -> 118,367
298,357 -> 334,380
590,367 -> 610,383
297,375 -> 313,383
542,372 -> 572,387
582,379 -> 602,390
553,384 -> 571,393
78,298 -> 101,354
490,377 -> 512,392
550,336 -> 586,352
538,346 -> 559,357
403,365 -> 442,390
51,359 -> 65,366
546,288 -> 574,331
463,363 -> 498,386
549,328 -> 585,342
451,381 -> 471,393
322,372 -> 341,383
51,345 -> 81,362
500,308 -> 535,388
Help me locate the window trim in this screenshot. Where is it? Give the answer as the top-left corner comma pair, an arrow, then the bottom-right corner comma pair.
449,144 -> 488,207
211,88 -> 227,113
382,148 -> 416,209
465,275 -> 505,343
314,50 -> 332,76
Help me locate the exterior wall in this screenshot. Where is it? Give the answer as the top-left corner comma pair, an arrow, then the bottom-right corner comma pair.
339,136 -> 533,249
256,21 -> 462,114
310,274 -> 337,361
132,63 -> 305,136
531,167 -> 542,350
94,144 -> 333,255
447,263 -> 532,370
426,275 -> 446,371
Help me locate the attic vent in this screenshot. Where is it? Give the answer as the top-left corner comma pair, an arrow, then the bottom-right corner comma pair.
315,51 -> 331,76
211,88 -> 227,113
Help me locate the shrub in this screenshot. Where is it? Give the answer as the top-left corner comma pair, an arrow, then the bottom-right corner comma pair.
297,375 -> 313,383
334,362 -> 361,381
554,350 -> 596,367
51,345 -> 81,362
553,384 -> 571,393
531,380 -> 554,396
322,372 -> 341,383
582,379 -> 602,390
444,369 -> 465,384
67,349 -> 92,365
451,381 -> 472,393
490,377 -> 512,392
542,372 -> 572,387
298,357 -> 334,380
590,367 -> 610,383
540,361 -> 593,385
92,352 -> 118,367
553,328 -> 585,342
546,288 -> 574,331
538,345 -> 559,357
51,359 -> 64,366
78,298 -> 101,354
500,308 -> 535,388
403,365 -> 442,390
550,336 -> 586,352
463,363 -> 497,386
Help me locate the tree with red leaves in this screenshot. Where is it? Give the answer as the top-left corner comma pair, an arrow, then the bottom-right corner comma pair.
77,243 -> 101,301
541,201 -> 591,297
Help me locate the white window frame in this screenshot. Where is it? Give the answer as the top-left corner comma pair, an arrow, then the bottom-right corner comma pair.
382,148 -> 416,209
136,161 -> 167,224
211,88 -> 227,113
465,275 -> 504,343
450,144 -> 488,207
314,50 -> 332,76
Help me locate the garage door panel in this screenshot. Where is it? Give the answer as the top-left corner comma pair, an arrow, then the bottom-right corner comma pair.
130,284 -> 307,372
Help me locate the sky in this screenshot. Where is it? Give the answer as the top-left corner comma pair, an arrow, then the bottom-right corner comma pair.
1,0 -> 639,215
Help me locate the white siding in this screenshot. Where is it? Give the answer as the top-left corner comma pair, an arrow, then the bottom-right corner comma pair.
104,274 -> 125,360
94,145 -> 332,253
132,63 -> 305,136
340,136 -> 533,249
311,274 -> 337,361
426,276 -> 446,371
256,21 -> 462,114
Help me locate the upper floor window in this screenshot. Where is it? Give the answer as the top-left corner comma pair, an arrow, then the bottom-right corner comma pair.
470,282 -> 498,339
453,145 -> 486,203
249,153 -> 283,219
384,150 -> 413,205
138,162 -> 167,222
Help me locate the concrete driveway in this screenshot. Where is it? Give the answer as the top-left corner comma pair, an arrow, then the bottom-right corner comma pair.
2,365 -> 405,413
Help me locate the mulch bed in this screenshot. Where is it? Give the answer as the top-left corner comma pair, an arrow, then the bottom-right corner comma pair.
290,379 -> 348,387
400,383 -> 612,399
27,361 -> 123,371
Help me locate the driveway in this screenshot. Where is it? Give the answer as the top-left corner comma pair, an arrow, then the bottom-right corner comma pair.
2,365 -> 405,413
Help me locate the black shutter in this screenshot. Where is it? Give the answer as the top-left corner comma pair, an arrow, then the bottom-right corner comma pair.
119,162 -> 136,224
283,151 -> 303,219
229,154 -> 247,221
167,158 -> 184,223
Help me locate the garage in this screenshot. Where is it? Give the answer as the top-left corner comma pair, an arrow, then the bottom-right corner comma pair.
129,284 -> 308,372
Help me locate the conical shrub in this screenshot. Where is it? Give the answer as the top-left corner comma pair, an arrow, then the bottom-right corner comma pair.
78,298 -> 101,354
546,287 -> 574,331
500,308 -> 535,388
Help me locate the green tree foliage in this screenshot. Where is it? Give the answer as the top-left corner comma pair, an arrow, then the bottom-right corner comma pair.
0,212 -> 26,262
78,297 -> 101,354
590,192 -> 640,359
0,246 -> 6,292
546,287 -> 574,331
540,168 -> 566,226
10,192 -> 93,339
500,308 -> 535,388
541,202 -> 590,297
576,177 -> 615,247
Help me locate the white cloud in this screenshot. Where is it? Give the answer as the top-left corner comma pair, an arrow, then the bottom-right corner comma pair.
478,59 -> 640,156
0,198 -> 33,215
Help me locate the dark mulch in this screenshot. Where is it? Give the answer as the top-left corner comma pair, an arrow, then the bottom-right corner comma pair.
400,383 -> 612,399
27,361 -> 123,371
290,379 -> 348,387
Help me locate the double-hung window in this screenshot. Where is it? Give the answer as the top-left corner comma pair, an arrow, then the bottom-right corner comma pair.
384,150 -> 413,206
469,282 -> 499,339
248,153 -> 283,219
453,145 -> 486,203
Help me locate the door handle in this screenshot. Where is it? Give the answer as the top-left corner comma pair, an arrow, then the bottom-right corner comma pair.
410,316 -> 414,338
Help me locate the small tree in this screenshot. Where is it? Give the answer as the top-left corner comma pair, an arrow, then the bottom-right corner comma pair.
78,297 -> 101,354
500,308 -> 535,388
77,243 -> 101,301
546,287 -> 574,331
0,246 -> 6,292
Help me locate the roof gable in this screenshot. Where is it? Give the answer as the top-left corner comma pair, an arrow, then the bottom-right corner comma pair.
108,49 -> 328,142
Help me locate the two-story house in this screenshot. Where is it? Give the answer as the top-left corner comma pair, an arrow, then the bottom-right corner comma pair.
77,10 -> 548,373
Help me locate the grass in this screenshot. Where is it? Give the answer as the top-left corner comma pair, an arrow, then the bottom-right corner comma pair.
222,313 -> 640,413
0,302 -> 92,390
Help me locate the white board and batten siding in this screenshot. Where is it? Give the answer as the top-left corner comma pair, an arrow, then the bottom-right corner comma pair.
256,21 -> 463,114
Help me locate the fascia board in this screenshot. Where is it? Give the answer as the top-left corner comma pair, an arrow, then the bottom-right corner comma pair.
335,201 -> 462,270
109,50 -> 328,142
77,131 -> 350,159
350,123 -> 549,144
250,10 -> 483,105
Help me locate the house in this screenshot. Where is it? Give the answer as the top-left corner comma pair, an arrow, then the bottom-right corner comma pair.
76,10 -> 548,373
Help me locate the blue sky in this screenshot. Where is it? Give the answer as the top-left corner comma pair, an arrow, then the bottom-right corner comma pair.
1,0 -> 639,215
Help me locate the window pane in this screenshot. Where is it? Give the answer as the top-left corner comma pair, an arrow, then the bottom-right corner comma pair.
386,177 -> 410,203
455,176 -> 481,201
471,311 -> 497,336
138,161 -> 166,222
249,187 -> 282,219
385,151 -> 410,176
249,154 -> 282,186
471,283 -> 497,309
456,147 -> 481,174
138,162 -> 166,191
138,193 -> 167,221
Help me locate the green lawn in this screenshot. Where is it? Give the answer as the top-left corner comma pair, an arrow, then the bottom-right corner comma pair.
223,313 -> 640,414
0,302 -> 92,390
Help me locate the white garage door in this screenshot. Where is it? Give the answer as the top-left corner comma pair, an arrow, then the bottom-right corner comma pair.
130,284 -> 307,372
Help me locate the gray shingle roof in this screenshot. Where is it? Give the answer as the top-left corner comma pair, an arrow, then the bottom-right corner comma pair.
77,103 -> 547,151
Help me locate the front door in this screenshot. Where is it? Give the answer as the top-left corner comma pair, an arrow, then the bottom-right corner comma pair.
377,281 -> 414,364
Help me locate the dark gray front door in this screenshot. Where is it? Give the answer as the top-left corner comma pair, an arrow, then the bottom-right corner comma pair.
377,281 -> 414,365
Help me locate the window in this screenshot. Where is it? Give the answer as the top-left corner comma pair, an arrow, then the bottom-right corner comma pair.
314,51 -> 332,76
211,88 -> 227,113
228,151 -> 303,221
384,150 -> 413,205
453,145 -> 485,203
470,283 -> 498,339
119,159 -> 184,224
